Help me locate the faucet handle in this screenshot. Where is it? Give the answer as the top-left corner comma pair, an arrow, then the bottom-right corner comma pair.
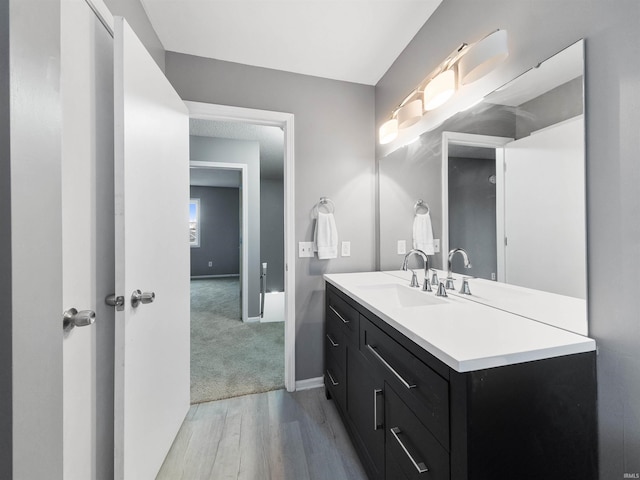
445,277 -> 455,290
459,277 -> 472,295
430,270 -> 439,286
410,271 -> 420,288
436,282 -> 448,297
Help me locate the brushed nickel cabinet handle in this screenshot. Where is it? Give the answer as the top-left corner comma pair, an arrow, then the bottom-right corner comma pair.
373,389 -> 383,430
329,304 -> 349,324
390,427 -> 429,473
326,334 -> 339,347
366,344 -> 416,389
326,370 -> 339,386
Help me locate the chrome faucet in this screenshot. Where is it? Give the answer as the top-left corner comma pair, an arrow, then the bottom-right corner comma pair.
446,248 -> 472,290
401,249 -> 431,292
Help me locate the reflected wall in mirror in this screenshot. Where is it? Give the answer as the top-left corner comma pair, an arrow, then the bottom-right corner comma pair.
378,40 -> 586,325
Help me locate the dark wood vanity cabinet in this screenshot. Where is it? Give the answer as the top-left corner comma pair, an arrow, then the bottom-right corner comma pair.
324,283 -> 598,480
324,286 -> 358,410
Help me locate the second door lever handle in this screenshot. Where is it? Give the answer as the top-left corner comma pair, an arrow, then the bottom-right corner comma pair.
131,290 -> 155,308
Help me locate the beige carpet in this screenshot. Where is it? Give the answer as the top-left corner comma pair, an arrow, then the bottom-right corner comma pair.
190,278 -> 285,404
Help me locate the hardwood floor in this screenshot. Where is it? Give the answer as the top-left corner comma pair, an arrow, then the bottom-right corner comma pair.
157,387 -> 368,480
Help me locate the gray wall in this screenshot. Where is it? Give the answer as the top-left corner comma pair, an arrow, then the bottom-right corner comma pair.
376,1 -> 640,477
190,186 -> 240,277
0,0 -> 11,475
516,77 -> 583,139
261,177 -> 285,292
7,0 -> 64,477
166,54 -> 376,379
190,136 -> 261,318
102,0 -> 165,71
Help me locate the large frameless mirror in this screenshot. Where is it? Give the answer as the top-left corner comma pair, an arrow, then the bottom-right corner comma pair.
378,40 -> 586,333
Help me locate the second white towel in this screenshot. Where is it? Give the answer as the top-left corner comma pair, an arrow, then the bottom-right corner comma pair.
314,212 -> 339,259
413,212 -> 435,255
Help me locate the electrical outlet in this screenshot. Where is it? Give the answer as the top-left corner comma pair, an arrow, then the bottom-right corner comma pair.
397,240 -> 406,255
208,261 -> 213,267
434,239 -> 440,253
341,241 -> 351,257
298,241 -> 314,258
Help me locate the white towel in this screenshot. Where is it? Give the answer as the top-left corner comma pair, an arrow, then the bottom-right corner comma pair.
413,212 -> 435,254
313,212 -> 338,259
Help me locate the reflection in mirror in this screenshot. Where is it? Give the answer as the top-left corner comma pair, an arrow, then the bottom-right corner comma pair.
378,40 -> 586,332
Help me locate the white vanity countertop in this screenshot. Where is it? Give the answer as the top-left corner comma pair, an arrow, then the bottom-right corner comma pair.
385,270 -> 589,335
324,271 -> 596,373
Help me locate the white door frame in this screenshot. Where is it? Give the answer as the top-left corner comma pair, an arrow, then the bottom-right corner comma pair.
185,101 -> 296,392
190,161 -> 249,322
441,132 -> 513,280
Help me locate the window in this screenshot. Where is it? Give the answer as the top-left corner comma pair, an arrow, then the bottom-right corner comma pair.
189,198 -> 200,247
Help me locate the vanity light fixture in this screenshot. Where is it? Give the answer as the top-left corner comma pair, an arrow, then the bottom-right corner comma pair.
458,29 -> 509,85
379,118 -> 399,145
378,29 -> 508,145
423,69 -> 456,111
397,98 -> 423,128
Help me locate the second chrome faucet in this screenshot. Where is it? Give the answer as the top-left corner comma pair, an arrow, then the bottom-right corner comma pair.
447,248 -> 472,294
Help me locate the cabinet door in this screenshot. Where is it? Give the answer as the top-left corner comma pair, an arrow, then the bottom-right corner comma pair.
347,347 -> 385,479
386,385 -> 449,480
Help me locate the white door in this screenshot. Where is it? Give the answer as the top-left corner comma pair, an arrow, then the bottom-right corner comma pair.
113,17 -> 190,479
503,115 -> 586,298
61,1 -> 114,478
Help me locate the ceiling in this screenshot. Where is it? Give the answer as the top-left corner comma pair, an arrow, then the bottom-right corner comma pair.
140,0 -> 443,85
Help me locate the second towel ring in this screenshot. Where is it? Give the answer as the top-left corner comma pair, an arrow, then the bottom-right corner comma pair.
414,199 -> 430,214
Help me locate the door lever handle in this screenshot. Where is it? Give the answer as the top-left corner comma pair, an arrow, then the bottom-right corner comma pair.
63,308 -> 96,332
131,290 -> 155,308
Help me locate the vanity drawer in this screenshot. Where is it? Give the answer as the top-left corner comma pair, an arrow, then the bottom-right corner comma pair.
324,360 -> 346,411
327,286 -> 359,344
325,320 -> 345,369
386,385 -> 449,480
361,316 -> 449,448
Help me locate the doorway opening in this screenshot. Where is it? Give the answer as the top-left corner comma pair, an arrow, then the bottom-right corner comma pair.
186,101 -> 295,402
441,132 -> 512,281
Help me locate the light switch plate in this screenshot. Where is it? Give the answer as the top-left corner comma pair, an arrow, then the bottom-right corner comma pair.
434,239 -> 440,253
298,241 -> 314,258
397,240 -> 406,255
341,241 -> 351,257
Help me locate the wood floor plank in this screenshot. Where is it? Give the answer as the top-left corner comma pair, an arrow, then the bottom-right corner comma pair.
208,409 -> 243,479
156,388 -> 367,480
237,393 -> 271,480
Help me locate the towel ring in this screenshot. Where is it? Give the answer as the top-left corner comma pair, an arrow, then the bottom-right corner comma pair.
316,197 -> 335,215
414,199 -> 430,214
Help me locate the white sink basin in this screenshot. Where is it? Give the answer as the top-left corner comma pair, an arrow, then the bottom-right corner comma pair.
356,283 -> 446,308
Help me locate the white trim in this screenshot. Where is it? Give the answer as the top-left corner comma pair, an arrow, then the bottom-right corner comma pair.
83,0 -> 114,35
185,101 -> 296,393
295,377 -> 324,391
246,316 -> 261,324
441,132 -> 513,277
495,148 -> 506,282
190,161 -> 249,323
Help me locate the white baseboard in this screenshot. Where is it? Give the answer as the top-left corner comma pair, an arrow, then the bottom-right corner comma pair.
295,376 -> 324,391
245,316 -> 261,323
